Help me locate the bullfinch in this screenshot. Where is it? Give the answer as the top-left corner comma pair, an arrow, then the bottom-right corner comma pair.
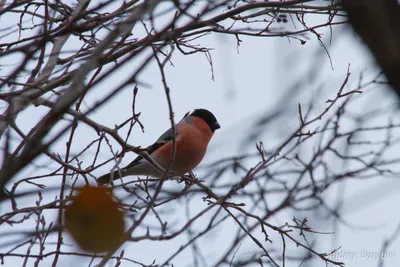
97,108 -> 220,185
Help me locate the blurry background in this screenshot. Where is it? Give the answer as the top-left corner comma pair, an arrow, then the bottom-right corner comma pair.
0,1 -> 399,266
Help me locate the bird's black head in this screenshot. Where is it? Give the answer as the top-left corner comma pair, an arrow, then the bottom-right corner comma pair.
191,109 -> 221,132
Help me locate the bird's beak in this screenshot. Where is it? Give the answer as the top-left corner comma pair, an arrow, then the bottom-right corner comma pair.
214,122 -> 221,130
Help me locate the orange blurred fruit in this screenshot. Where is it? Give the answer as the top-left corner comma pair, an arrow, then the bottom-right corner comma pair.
64,185 -> 125,253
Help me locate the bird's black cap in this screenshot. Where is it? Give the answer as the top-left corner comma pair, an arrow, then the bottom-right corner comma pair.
191,109 -> 221,132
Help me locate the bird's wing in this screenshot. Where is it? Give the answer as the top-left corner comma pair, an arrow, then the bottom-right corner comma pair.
124,121 -> 182,169
97,111 -> 192,185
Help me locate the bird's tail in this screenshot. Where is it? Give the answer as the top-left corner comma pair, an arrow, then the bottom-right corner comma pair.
97,169 -> 126,186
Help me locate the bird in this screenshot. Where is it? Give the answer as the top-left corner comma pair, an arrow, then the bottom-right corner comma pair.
97,108 -> 221,185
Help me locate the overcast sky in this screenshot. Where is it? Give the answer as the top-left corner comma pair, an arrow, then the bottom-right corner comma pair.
1,1 -> 400,267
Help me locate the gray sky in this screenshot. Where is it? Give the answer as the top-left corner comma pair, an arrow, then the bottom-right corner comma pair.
1,1 -> 400,266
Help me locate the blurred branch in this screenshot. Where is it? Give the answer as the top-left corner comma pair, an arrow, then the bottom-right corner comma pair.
0,0 -> 90,137
1,1 -> 396,267
342,0 -> 400,100
0,0 -> 161,197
